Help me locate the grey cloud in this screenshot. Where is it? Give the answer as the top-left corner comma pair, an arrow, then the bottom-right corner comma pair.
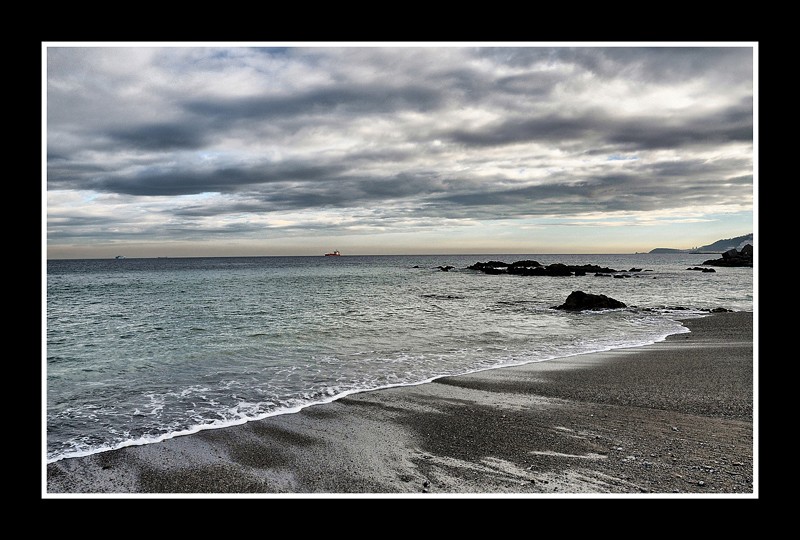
446,114 -> 593,146
108,123 -> 209,151
185,84 -> 445,123
164,172 -> 446,216
527,47 -> 751,83
444,100 -> 752,150
432,162 -> 751,216
67,163 -> 348,196
48,161 -> 116,189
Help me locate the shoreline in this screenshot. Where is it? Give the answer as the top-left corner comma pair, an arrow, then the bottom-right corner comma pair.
46,316 -> 690,466
45,311 -> 754,496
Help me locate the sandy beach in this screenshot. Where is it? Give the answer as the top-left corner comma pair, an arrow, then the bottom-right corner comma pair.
45,311 -> 754,496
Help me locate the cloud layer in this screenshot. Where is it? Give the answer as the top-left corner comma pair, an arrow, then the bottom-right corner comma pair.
46,45 -> 755,256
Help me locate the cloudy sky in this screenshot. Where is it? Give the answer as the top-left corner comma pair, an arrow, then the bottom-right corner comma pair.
45,44 -> 755,258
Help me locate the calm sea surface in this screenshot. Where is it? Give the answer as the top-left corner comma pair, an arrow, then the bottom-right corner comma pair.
46,254 -> 753,462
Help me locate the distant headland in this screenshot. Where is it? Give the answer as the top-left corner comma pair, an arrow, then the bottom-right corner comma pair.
648,233 -> 753,254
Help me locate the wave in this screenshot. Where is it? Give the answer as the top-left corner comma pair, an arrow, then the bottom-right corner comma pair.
46,314 -> 693,464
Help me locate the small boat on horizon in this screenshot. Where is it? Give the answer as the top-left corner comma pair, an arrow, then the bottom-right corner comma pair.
324,250 -> 341,256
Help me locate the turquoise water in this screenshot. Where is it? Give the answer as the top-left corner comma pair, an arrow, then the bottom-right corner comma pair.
46,254 -> 753,462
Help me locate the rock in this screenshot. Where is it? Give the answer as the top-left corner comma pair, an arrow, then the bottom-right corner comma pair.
710,307 -> 732,313
687,267 -> 716,273
469,260 -> 617,276
702,244 -> 753,267
438,265 -> 454,272
554,291 -> 627,311
629,268 -> 642,272
542,263 -> 572,276
467,261 -> 509,271
412,265 -> 419,268
423,480 -> 430,488
508,260 -> 541,269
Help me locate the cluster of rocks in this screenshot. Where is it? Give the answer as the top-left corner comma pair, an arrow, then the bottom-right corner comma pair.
702,244 -> 753,267
467,260 -> 630,277
687,267 -> 716,273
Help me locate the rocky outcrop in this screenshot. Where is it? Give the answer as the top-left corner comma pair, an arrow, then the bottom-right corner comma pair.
687,267 -> 716,273
468,260 -> 619,276
553,291 -> 627,311
702,244 -> 753,267
467,261 -> 511,271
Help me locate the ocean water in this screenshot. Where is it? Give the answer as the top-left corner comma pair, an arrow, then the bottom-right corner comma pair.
45,254 -> 753,463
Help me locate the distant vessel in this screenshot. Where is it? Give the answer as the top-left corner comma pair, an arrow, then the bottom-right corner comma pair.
324,250 -> 341,256
114,255 -> 126,259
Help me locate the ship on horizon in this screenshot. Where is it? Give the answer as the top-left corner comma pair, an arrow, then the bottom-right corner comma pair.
324,250 -> 341,256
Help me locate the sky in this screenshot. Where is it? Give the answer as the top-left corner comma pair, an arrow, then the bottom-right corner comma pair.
45,43 -> 756,258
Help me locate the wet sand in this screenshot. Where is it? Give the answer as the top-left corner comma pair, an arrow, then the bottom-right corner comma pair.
45,311 -> 755,496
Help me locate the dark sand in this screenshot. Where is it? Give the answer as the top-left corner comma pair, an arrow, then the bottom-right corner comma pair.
45,311 -> 754,496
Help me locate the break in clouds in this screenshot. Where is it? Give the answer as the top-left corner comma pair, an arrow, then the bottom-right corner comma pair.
46,45 -> 754,253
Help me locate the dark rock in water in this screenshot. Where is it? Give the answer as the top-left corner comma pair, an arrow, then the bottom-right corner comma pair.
438,265 -> 455,272
544,263 -> 572,276
702,268 -> 716,273
629,268 -> 642,272
422,294 -> 463,300
554,291 -> 627,311
687,267 -> 715,272
578,265 -> 617,274
702,244 -> 753,267
412,265 -> 420,268
509,260 -> 541,269
709,307 -> 733,313
614,274 -> 625,279
469,260 -> 618,277
467,261 -> 509,271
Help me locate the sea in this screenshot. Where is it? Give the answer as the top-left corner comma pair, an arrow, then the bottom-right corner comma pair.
45,253 -> 754,463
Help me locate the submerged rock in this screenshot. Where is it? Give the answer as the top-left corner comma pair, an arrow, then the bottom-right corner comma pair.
554,291 -> 627,311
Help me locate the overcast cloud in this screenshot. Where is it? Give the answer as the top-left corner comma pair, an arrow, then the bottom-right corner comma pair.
46,44 -> 755,257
